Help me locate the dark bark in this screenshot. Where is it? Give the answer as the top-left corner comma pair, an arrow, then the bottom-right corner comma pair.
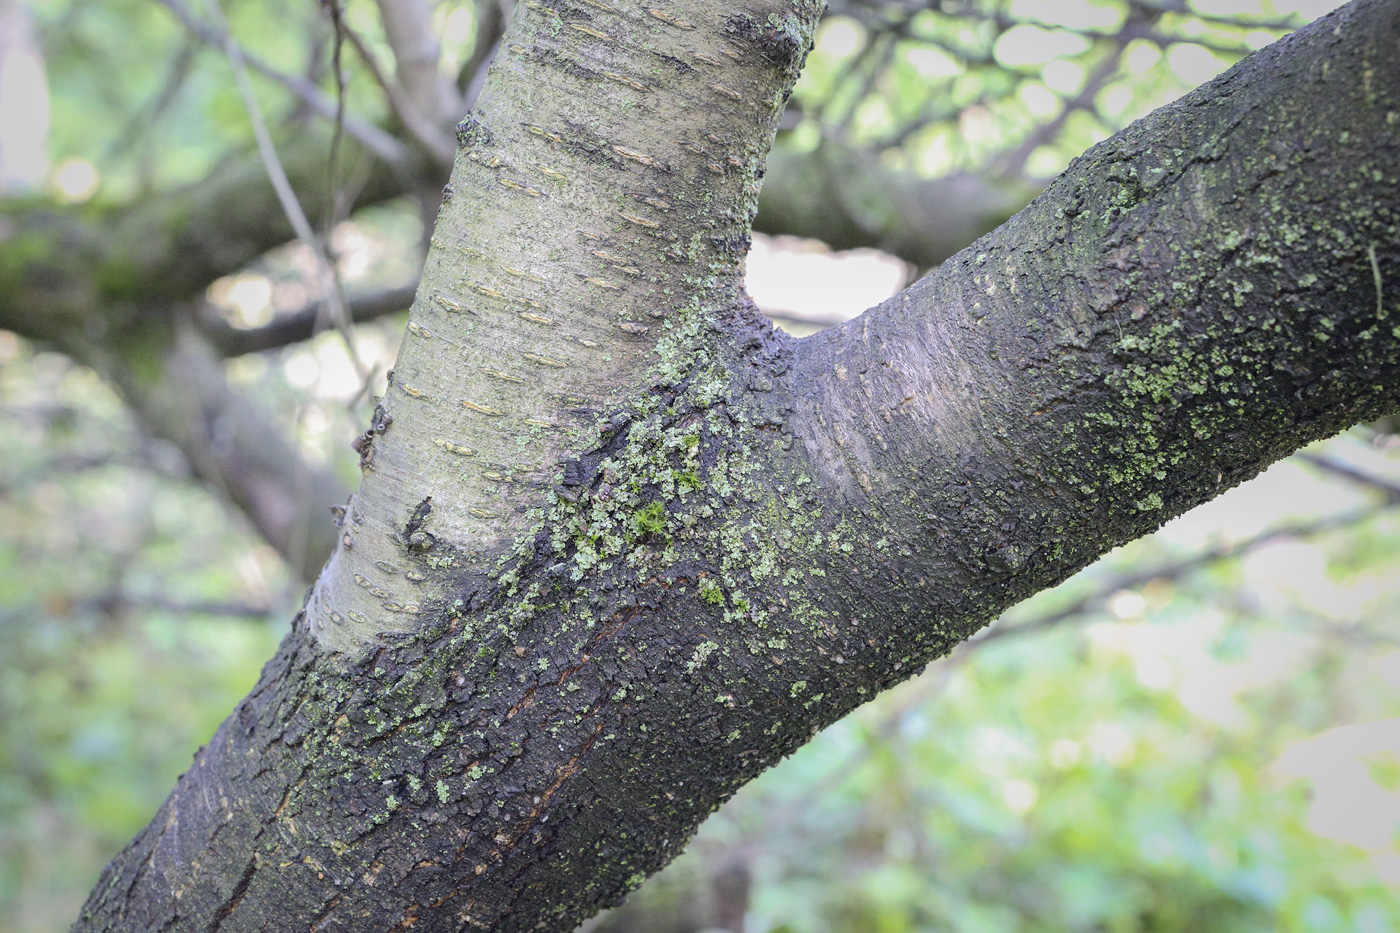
789,0 -> 1400,631
0,3 -> 1053,575
73,0 -> 1400,930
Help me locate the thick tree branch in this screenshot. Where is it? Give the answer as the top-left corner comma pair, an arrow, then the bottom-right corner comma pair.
0,131 -> 437,341
73,2 -> 1400,931
97,319 -> 350,581
0,116 -> 440,568
0,126 -> 418,574
374,0 -> 460,129
78,0 -> 829,926
790,0 -> 1399,652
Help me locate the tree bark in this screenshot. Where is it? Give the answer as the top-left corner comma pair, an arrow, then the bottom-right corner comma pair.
74,0 -> 1400,931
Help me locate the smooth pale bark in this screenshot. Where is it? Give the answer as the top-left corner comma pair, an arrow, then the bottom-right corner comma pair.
75,1 -> 1398,931
305,0 -> 822,653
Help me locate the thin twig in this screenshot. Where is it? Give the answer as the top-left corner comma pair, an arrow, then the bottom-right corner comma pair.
201,281 -> 420,356
338,9 -> 456,165
936,5 -> 1280,56
1296,451 -> 1400,500
975,503 -> 1398,646
198,0 -> 370,381
1134,0 -> 1303,32
107,33 -> 199,176
79,593 -> 277,619
995,43 -> 1127,180
155,0 -> 408,166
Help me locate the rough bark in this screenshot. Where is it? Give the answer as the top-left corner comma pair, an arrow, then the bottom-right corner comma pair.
304,0 -> 823,655
0,0 -> 1059,570
72,0 -> 1400,930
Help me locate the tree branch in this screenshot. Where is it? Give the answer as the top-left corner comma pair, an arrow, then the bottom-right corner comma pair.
755,141 -> 1038,267
373,0 -> 460,127
457,0 -> 508,109
1295,451 -> 1400,500
155,0 -> 410,167
977,503 -> 1400,647
340,3 -> 457,166
98,319 -> 351,581
73,2 -> 1400,931
199,0 -> 371,382
200,281 -> 420,356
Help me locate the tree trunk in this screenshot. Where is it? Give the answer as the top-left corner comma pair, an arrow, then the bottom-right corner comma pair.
75,0 -> 1400,930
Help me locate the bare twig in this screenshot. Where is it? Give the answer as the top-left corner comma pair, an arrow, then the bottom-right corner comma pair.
936,4 -> 1281,56
197,0 -> 371,382
338,8 -> 456,165
155,0 -> 408,166
994,43 -> 1127,180
108,33 -> 199,179
876,87 -> 994,152
79,592 -> 277,620
975,504 -> 1399,647
1134,0 -> 1302,32
1296,451 -> 1400,501
826,32 -> 899,137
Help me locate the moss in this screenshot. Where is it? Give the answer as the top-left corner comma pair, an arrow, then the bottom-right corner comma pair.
630,501 -> 668,539
698,579 -> 724,606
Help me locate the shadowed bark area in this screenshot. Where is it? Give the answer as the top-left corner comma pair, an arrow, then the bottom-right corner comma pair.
73,0 -> 1399,931
789,0 -> 1400,653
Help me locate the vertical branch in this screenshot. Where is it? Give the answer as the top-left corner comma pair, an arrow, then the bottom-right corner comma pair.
374,0 -> 458,124
306,0 -> 823,652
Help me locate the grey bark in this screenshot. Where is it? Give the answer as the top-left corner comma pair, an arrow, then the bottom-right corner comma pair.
70,0 -> 1400,930
0,0 -> 1066,573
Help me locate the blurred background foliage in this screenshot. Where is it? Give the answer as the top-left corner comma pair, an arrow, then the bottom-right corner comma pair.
4,0 -> 1400,930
